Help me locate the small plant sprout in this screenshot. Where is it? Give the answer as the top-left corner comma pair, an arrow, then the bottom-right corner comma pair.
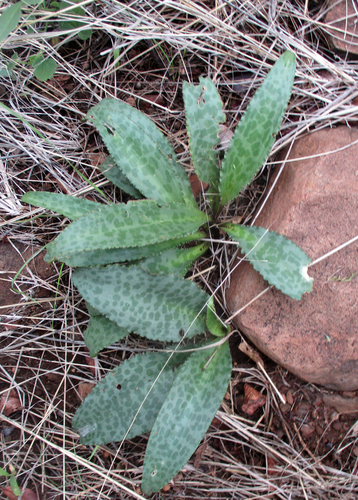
22,51 -> 313,494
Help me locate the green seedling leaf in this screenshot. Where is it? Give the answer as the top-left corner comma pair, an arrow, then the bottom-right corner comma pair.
73,351 -> 188,445
206,296 -> 230,337
100,155 -> 142,199
22,191 -> 101,220
142,341 -> 232,494
84,314 -> 130,357
78,28 -> 92,40
45,200 -> 207,263
48,231 -> 206,267
87,98 -> 196,208
183,77 -> 225,191
73,265 -> 208,341
139,243 -> 208,277
57,0 -> 92,39
0,53 -> 18,77
220,51 -> 296,206
0,467 -> 10,477
0,2 -> 22,42
9,475 -> 21,496
33,56 -> 57,81
222,223 -> 313,299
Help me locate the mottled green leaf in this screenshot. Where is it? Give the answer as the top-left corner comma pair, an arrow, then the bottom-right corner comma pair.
142,341 -> 232,494
73,265 -> 208,341
46,200 -> 207,263
22,191 -> 101,220
84,314 -> 130,357
206,296 -> 230,337
9,475 -> 21,496
222,223 -> 313,299
0,2 -> 21,42
73,351 -> 187,445
139,243 -> 208,277
100,155 -> 142,199
220,51 -> 296,206
46,231 -> 206,267
87,98 -> 196,207
183,77 -> 225,190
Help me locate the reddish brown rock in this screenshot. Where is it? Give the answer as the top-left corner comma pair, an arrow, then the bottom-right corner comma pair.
325,0 -> 358,54
225,127 -> 358,391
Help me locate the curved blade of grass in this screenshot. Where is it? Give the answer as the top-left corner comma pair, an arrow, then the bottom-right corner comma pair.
219,51 -> 296,206
22,192 -> 101,220
100,155 -> 142,199
72,351 -> 188,445
49,231 -> 206,267
142,341 -> 232,494
222,223 -> 313,299
45,200 -> 207,263
183,77 -> 225,190
87,98 -> 196,208
73,265 -> 208,341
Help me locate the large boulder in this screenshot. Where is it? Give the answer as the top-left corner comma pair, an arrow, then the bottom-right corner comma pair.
225,127 -> 358,391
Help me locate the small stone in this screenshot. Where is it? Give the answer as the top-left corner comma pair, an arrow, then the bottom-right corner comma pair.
301,424 -> 315,438
286,390 -> 294,405
280,403 -> 291,413
225,127 -> 358,391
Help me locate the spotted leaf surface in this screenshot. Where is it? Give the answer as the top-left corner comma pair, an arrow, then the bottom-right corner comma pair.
22,192 -> 101,220
100,155 -> 142,199
139,243 -> 208,277
223,223 -> 313,299
206,296 -> 230,337
45,200 -> 207,263
142,341 -> 232,494
84,315 -> 130,357
72,352 -> 187,445
48,231 -> 206,267
73,265 -> 208,341
87,98 -> 196,208
183,78 -> 225,190
220,51 -> 296,206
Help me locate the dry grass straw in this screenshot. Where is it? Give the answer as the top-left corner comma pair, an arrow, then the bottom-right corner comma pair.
1,0 -> 358,498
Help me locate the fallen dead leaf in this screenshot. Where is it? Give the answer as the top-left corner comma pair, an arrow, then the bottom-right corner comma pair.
0,389 -> 22,417
78,382 -> 96,401
88,152 -> 107,168
242,383 -> 266,415
218,124 -> 233,150
139,94 -> 165,109
193,441 -> 208,469
189,174 -> 209,199
266,455 -> 278,476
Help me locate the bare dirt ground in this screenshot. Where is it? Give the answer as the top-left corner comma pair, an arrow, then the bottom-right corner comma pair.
1,1 -> 358,498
